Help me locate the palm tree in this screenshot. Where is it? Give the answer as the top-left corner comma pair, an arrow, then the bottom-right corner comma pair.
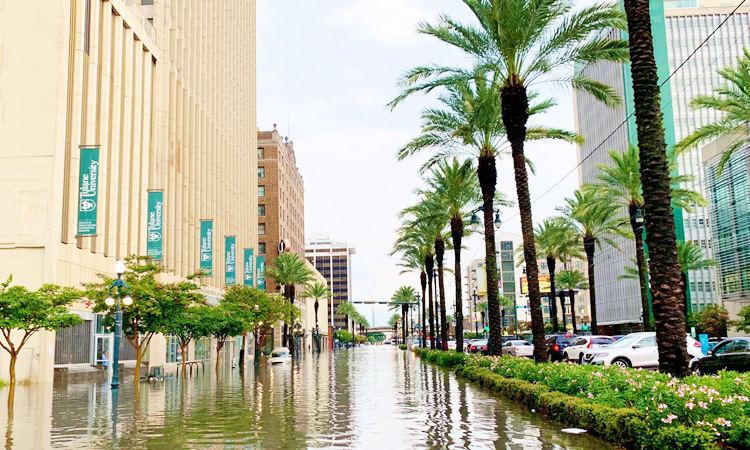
530,218 -> 582,333
266,252 -> 314,354
674,49 -> 750,175
392,231 -> 431,348
557,189 -> 629,334
389,286 -> 417,345
391,0 -> 628,361
302,282 -> 330,352
388,314 -> 401,343
555,270 -> 589,334
336,302 -> 359,342
621,0 -> 691,376
589,145 -> 706,332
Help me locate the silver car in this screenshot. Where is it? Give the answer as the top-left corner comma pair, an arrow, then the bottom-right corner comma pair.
501,340 -> 534,357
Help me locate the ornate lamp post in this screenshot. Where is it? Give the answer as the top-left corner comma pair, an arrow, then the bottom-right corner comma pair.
472,289 -> 479,336
104,260 -> 132,389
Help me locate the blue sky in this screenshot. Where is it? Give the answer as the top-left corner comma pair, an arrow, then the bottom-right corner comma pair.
257,1 -> 594,326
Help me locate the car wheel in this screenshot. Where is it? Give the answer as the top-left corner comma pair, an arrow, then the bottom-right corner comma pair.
563,352 -> 570,362
612,358 -> 631,368
693,366 -> 702,376
578,354 -> 584,364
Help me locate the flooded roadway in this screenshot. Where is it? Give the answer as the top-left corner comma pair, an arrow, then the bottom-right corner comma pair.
1,346 -> 616,449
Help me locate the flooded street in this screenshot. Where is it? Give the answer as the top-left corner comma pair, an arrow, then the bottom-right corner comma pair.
1,347 -> 615,449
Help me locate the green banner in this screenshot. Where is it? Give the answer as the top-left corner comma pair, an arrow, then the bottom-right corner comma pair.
243,249 -> 254,287
77,147 -> 100,235
200,220 -> 213,276
225,236 -> 236,285
256,256 -> 266,290
146,191 -> 164,260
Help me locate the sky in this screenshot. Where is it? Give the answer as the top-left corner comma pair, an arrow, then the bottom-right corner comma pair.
257,1 -> 595,327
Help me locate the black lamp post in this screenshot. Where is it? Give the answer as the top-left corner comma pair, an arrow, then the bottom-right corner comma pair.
104,260 -> 131,389
472,289 -> 479,336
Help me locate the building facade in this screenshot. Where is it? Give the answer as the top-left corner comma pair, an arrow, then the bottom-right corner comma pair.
305,235 -> 356,336
573,0 -> 750,329
0,0 -> 257,382
257,127 -> 306,294
703,137 -> 750,317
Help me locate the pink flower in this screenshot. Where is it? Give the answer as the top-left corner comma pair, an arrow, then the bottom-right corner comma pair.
658,403 -> 668,411
661,414 -> 678,424
588,393 -> 594,399
698,401 -> 708,409
685,402 -> 695,410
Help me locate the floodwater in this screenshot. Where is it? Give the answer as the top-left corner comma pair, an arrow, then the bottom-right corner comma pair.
0,346 -> 616,449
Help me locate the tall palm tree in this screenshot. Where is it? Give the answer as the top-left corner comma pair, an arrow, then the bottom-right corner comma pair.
422,159 -> 481,352
558,189 -> 629,334
302,282 -> 330,352
674,49 -> 750,175
388,314 -> 401,343
392,231 -> 431,348
336,302 -> 359,341
589,145 -> 706,332
622,0 -> 691,376
390,0 -> 628,360
266,252 -> 314,353
555,270 -> 589,334
532,218 -> 582,333
389,286 -> 417,345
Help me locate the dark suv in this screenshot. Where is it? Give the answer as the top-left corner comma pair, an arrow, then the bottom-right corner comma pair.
545,334 -> 577,362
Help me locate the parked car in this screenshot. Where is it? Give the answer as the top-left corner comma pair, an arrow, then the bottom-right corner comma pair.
468,340 -> 488,355
410,339 -> 422,350
563,336 -> 616,363
501,340 -> 534,357
691,337 -> 750,374
269,347 -> 291,365
465,339 -> 482,352
545,334 -> 577,362
582,332 -> 704,368
447,340 -> 457,351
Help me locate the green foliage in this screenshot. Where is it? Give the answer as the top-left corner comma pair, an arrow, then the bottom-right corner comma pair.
696,305 -> 729,337
415,349 -> 750,449
164,305 -> 215,350
334,329 -> 353,343
734,305 -> 750,334
398,344 -> 407,350
265,253 -> 314,299
556,270 -> 588,292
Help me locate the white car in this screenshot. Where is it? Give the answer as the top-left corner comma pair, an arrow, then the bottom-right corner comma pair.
269,347 -> 291,364
582,332 -> 704,369
563,336 -> 616,363
447,340 -> 457,350
501,340 -> 534,357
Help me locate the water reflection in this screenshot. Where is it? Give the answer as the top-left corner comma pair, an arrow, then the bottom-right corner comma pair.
0,347 -> 615,449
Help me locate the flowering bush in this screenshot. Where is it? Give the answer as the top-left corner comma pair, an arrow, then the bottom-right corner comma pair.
415,349 -> 750,449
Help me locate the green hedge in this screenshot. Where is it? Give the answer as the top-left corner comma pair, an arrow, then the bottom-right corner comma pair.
415,349 -> 721,450
398,344 -> 407,350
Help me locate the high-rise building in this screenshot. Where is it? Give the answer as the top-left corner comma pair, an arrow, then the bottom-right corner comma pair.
257,127 -> 306,294
573,0 -> 750,331
0,0 -> 257,382
305,235 -> 356,336
703,137 -> 750,316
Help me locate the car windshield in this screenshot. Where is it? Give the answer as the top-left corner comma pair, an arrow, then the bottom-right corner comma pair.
556,335 -> 575,344
593,338 -> 615,345
609,336 -> 641,348
512,341 -> 531,346
271,351 -> 288,357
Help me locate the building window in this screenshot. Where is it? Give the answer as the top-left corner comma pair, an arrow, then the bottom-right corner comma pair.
258,186 -> 265,197
259,223 -> 266,235
259,204 -> 265,216
258,167 -> 265,178
259,243 -> 266,254
258,148 -> 264,159
166,336 -> 179,363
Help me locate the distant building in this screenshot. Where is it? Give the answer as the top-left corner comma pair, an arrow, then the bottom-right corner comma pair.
257,127 -> 306,294
305,235 -> 356,337
703,136 -> 750,318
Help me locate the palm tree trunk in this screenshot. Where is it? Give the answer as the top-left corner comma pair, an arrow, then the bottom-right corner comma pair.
451,216 -> 464,353
559,290 -> 567,332
420,271 -> 427,348
631,205 -> 653,331
501,83 -> 545,362
436,238 -> 448,351
477,155 -> 501,355
569,290 -> 577,334
426,255 -> 436,349
584,237 -> 598,334
402,304 -> 407,345
548,257 -> 559,333
624,0 -> 689,376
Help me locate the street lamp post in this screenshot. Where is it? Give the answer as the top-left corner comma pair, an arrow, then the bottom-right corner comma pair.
472,289 -> 479,336
104,260 -> 132,389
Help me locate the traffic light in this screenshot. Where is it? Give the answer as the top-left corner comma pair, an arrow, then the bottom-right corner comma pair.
582,324 -> 589,331
484,326 -> 490,332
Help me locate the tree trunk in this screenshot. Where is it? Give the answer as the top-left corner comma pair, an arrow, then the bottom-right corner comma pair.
216,340 -> 225,371
548,257 -> 559,333
402,304 -> 408,345
420,271 -> 427,348
558,289 -> 567,332
623,0 -> 689,376
569,290 -> 577,333
682,272 -> 689,331
426,255 -> 436,349
478,155 -> 501,355
584,237 -> 598,334
180,343 -> 188,378
436,238 -> 448,351
501,83 -> 545,362
8,351 -> 17,386
631,204 -> 653,331
451,215 -> 464,353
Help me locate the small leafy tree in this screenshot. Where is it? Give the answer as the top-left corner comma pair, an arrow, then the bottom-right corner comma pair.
87,256 -> 202,382
697,306 -> 729,337
0,276 -> 83,384
204,305 -> 247,370
164,305 -> 214,377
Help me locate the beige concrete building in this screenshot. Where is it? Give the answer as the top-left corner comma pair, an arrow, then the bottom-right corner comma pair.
257,127 -> 306,294
0,0 -> 257,382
